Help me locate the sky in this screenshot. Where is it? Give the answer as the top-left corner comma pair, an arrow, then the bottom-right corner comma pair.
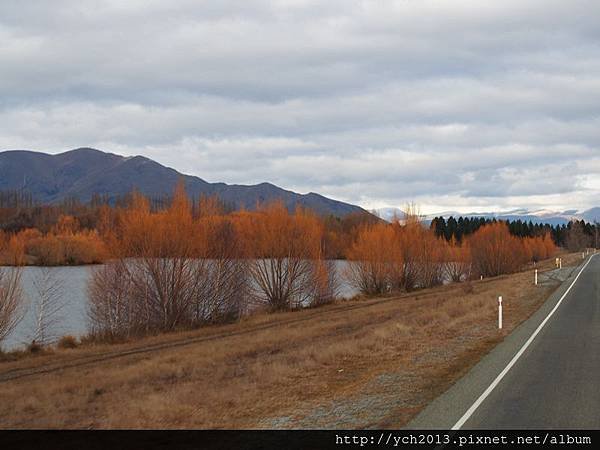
1,0 -> 600,214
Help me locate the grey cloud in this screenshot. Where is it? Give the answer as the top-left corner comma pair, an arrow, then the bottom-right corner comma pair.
1,0 -> 600,212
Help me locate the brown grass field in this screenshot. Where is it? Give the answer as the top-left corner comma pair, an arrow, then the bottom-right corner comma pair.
0,253 -> 583,429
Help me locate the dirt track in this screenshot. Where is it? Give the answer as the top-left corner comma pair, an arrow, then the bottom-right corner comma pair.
1,265 -> 571,385
0,279 -> 492,383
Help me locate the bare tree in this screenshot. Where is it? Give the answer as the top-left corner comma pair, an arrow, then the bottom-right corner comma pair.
565,221 -> 591,252
193,258 -> 248,323
443,244 -> 472,283
89,258 -> 202,338
88,260 -> 137,340
238,204 -> 324,311
0,267 -> 25,347
310,259 -> 340,306
88,186 -> 250,339
345,223 -> 400,296
248,257 -> 316,310
29,268 -> 66,345
192,219 -> 248,323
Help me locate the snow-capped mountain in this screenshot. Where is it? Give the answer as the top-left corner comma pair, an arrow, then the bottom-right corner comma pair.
374,207 -> 600,225
372,207 -> 407,222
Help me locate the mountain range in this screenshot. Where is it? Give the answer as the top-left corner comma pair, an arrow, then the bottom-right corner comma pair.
0,148 -> 366,217
375,207 -> 600,226
4,148 -> 596,224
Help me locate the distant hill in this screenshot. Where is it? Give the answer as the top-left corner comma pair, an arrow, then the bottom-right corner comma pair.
0,148 -> 367,217
375,207 -> 600,225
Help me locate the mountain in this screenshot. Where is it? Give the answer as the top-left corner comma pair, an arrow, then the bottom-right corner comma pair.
375,207 -> 600,225
0,148 -> 366,217
373,207 -> 407,222
581,207 -> 600,223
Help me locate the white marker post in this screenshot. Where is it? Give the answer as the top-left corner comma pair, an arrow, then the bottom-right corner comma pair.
498,296 -> 503,329
535,269 -> 538,286
559,258 -> 562,269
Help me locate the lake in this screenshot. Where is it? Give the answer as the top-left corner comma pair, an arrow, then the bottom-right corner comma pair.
1,261 -> 359,351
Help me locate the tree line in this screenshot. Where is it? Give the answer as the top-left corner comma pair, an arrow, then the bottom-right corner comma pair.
346,212 -> 557,296
0,184 -> 584,348
88,203 -> 557,340
3,186 -> 595,265
87,186 -> 340,339
430,216 -> 598,251
0,188 -> 377,265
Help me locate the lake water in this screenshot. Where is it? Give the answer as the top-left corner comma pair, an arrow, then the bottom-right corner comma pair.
2,266 -> 92,351
1,261 -> 359,351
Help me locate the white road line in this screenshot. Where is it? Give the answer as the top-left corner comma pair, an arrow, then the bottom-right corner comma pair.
452,255 -> 596,430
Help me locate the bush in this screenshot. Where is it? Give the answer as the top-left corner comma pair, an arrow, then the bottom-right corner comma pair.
27,234 -> 63,265
444,239 -> 472,282
310,259 -> 339,307
468,222 -> 527,277
28,341 -> 43,353
60,231 -> 108,265
345,218 -> 448,295
6,234 -> 27,266
57,335 -> 79,349
461,280 -> 474,294
346,223 -> 402,295
403,223 -> 446,289
88,185 -> 251,339
235,203 -> 324,310
22,230 -> 108,266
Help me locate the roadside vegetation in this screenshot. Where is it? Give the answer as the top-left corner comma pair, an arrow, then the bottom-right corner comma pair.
0,253 -> 584,428
0,182 -> 592,352
83,185 -> 561,342
0,185 -> 590,428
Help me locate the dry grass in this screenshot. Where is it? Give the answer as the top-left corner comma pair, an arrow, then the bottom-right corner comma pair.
0,253 -> 582,429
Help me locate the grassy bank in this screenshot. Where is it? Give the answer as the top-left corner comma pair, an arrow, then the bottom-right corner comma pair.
0,253 -> 582,429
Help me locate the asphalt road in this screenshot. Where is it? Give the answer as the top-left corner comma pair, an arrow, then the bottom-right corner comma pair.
408,254 -> 600,429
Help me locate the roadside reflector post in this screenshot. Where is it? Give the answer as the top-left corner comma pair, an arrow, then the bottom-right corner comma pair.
535,269 -> 538,286
498,296 -> 503,329
559,258 -> 562,269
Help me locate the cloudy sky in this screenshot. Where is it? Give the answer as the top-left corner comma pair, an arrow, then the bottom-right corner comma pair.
1,0 -> 600,214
